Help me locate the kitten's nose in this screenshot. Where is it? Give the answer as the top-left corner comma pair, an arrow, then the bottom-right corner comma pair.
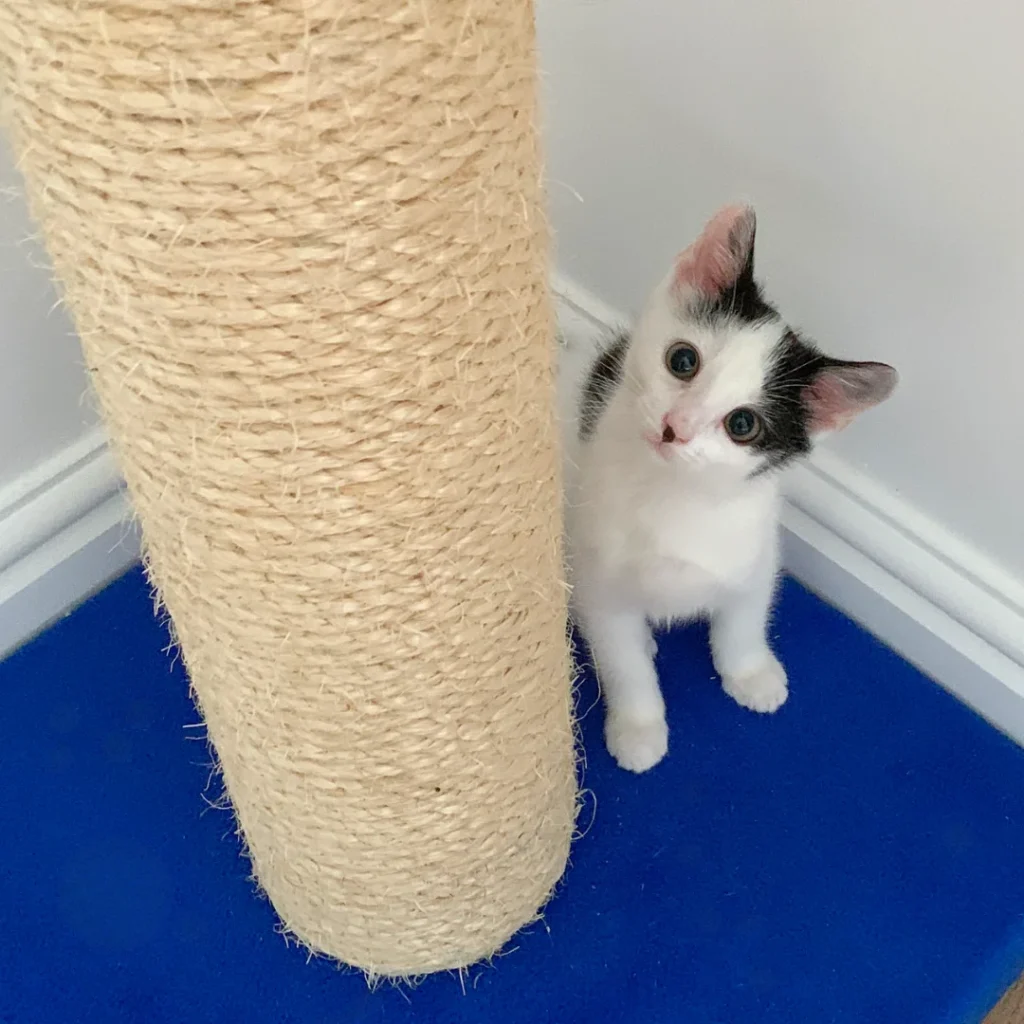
662,413 -> 694,445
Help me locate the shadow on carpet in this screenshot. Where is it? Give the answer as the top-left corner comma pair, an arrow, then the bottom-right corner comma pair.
2,567 -> 1024,1023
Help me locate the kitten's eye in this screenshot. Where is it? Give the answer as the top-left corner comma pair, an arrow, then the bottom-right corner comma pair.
665,341 -> 701,381
724,407 -> 762,444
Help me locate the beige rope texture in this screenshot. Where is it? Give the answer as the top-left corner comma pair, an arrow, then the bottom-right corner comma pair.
0,0 -> 576,975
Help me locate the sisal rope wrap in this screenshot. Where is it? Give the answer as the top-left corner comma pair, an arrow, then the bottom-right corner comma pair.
0,0 -> 576,974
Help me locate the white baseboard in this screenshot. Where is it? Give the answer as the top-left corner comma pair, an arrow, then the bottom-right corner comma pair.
552,274 -> 1024,746
0,427 -> 140,660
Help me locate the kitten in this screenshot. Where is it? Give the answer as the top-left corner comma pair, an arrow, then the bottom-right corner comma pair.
560,204 -> 897,773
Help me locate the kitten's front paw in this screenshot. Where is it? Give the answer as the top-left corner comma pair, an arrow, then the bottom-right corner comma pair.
645,634 -> 658,660
722,653 -> 788,714
605,714 -> 668,773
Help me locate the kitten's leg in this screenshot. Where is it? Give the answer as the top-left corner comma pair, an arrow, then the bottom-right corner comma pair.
710,560 -> 788,714
578,602 -> 667,772
646,632 -> 658,661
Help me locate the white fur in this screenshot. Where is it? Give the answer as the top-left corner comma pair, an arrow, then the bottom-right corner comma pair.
560,276 -> 790,773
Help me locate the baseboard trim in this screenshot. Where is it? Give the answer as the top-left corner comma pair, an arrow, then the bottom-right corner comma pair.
0,429 -> 140,659
552,274 -> 1024,746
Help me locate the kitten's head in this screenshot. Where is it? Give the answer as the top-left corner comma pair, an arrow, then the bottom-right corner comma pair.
626,204 -> 897,476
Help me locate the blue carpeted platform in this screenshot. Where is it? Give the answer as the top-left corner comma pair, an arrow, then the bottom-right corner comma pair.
2,567 -> 1024,1023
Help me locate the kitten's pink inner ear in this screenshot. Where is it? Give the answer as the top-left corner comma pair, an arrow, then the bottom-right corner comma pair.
674,204 -> 756,296
806,362 -> 898,433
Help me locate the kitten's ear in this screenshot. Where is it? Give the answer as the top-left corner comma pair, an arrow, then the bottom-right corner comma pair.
673,204 -> 757,297
805,360 -> 898,433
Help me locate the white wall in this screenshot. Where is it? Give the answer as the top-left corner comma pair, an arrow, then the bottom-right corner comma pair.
537,0 -> 1024,578
0,140 -> 99,489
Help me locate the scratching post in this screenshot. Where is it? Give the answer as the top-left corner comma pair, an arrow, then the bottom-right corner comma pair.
0,0 -> 576,974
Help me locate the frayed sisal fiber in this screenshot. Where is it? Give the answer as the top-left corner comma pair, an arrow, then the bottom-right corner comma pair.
0,0 -> 577,975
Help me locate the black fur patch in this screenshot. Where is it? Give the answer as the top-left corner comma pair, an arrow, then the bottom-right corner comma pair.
750,330 -> 829,473
579,330 -> 630,440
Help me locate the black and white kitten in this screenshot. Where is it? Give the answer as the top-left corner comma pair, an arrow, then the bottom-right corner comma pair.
560,204 -> 897,773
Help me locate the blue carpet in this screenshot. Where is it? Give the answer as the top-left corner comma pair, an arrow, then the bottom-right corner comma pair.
2,567 -> 1024,1023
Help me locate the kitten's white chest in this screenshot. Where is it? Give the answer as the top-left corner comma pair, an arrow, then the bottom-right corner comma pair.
570,446 -> 779,619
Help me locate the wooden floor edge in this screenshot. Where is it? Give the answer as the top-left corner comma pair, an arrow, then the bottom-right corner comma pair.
987,977 -> 1024,1023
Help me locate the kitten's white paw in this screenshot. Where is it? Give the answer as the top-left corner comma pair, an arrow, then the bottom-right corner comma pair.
645,634 -> 658,660
722,653 -> 788,714
605,714 -> 668,773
